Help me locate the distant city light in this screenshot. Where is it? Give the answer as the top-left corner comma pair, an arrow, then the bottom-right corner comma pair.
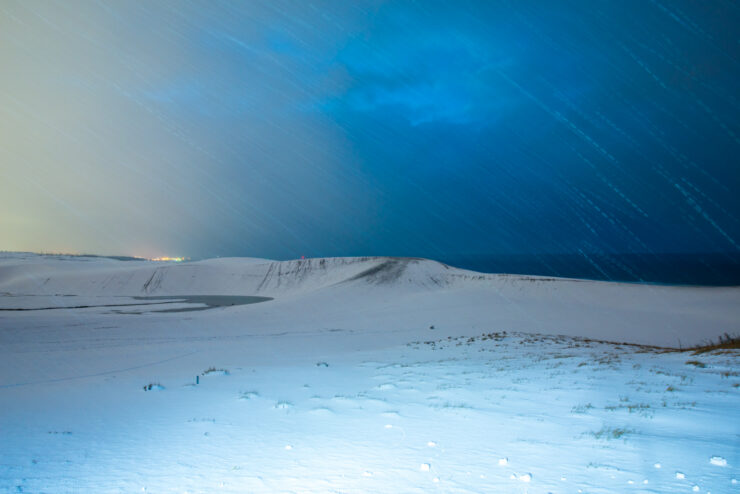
149,256 -> 186,262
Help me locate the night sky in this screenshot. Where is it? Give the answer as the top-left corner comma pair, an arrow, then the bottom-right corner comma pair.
1,1 -> 738,262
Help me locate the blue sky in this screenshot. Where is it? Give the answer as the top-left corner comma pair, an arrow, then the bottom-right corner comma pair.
1,0 -> 738,260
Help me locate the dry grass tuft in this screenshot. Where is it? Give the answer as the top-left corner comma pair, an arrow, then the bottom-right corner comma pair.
689,333 -> 740,354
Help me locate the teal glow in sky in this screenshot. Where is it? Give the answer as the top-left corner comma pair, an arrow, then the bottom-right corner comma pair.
1,1 -> 738,261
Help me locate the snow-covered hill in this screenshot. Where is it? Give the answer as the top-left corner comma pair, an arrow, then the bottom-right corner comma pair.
0,252 -> 738,347
0,254 -> 497,296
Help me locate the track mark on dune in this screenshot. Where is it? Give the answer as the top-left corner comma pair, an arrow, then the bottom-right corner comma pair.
142,268 -> 164,293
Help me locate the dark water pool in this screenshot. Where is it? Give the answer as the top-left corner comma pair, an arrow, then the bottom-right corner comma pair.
130,295 -> 272,313
0,295 -> 272,312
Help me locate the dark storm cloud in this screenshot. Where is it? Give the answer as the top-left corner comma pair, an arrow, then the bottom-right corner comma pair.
1,0 -> 738,260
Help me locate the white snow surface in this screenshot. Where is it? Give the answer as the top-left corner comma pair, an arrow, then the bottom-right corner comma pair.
0,253 -> 738,493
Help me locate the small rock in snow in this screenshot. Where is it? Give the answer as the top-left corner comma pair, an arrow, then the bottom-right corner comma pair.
709,456 -> 727,467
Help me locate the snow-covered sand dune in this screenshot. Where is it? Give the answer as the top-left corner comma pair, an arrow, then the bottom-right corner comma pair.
0,253 -> 738,493
1,253 -> 738,347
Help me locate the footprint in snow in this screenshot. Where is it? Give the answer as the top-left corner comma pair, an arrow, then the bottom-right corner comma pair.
420,463 -> 431,472
497,458 -> 508,466
376,383 -> 396,390
709,456 -> 727,467
676,472 -> 686,479
509,473 -> 532,482
274,401 -> 293,410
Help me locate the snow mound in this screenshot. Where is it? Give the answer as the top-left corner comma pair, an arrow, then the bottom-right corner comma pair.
0,254 -> 487,296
